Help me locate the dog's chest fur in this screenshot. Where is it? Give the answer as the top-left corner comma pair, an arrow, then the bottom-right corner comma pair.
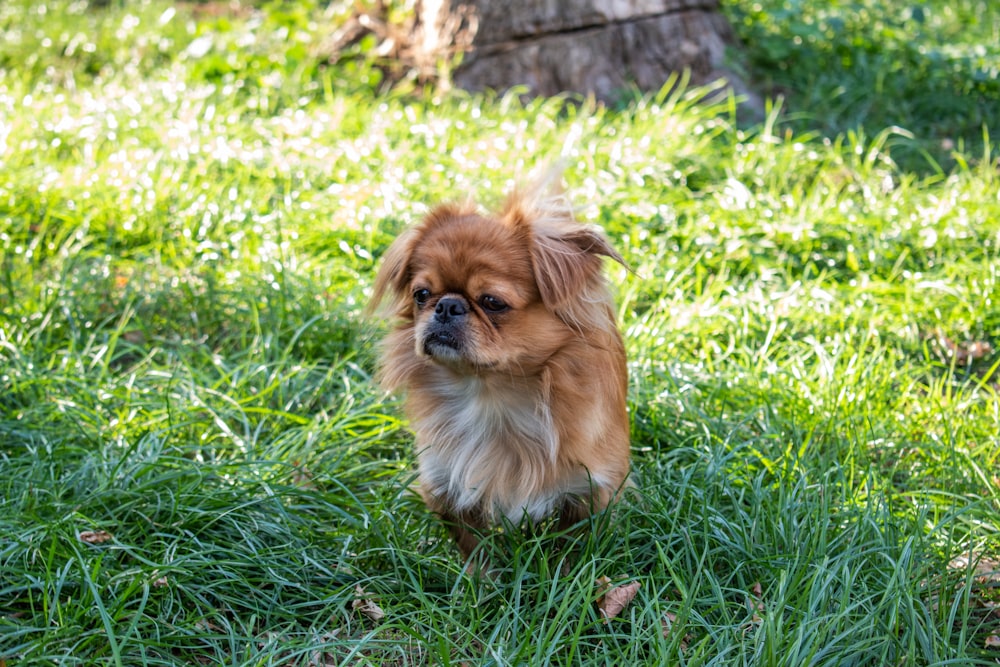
413,371 -> 582,524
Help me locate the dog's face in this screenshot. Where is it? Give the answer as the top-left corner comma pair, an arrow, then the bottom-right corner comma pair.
407,214 -> 549,371
372,199 -> 623,376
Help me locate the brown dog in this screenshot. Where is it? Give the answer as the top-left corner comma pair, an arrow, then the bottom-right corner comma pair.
370,184 -> 630,560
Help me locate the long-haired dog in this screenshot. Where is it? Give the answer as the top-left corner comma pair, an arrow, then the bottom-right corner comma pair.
370,182 -> 630,560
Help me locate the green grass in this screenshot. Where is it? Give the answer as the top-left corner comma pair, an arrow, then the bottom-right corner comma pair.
2,0 -> 999,664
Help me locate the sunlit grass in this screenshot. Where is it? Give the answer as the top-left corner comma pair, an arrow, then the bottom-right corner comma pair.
1,0 -> 999,664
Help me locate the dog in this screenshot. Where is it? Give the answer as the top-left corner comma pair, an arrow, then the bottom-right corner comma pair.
370,181 -> 630,561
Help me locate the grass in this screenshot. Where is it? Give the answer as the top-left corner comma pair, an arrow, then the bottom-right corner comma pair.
1,0 -> 999,664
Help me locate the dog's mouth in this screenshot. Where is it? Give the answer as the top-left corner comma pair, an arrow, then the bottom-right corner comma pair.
423,330 -> 461,353
421,320 -> 469,362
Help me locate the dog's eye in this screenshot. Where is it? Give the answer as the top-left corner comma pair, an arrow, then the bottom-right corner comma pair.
479,295 -> 508,313
413,288 -> 431,306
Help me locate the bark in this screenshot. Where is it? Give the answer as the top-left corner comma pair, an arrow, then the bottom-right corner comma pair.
418,0 -> 760,111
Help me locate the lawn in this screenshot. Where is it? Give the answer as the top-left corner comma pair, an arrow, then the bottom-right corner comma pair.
1,0 -> 999,664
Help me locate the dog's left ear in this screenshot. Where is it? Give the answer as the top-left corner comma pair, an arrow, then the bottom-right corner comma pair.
531,226 -> 625,317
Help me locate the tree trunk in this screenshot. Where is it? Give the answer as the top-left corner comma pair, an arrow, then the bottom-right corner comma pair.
418,0 -> 760,112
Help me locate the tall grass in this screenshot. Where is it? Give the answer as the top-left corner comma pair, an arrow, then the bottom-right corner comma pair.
1,0 -> 998,664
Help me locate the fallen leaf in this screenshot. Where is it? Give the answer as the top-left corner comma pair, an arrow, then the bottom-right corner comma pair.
661,611 -> 693,651
662,610 -> 677,634
352,585 -> 385,622
956,340 -> 993,365
289,460 -> 317,490
949,554 -> 1000,580
153,576 -> 169,588
596,578 -> 640,622
308,629 -> 343,667
986,634 -> 1000,648
195,619 -> 223,633
741,582 -> 765,633
78,530 -> 113,544
930,332 -> 994,366
122,330 -> 146,345
750,581 -> 764,611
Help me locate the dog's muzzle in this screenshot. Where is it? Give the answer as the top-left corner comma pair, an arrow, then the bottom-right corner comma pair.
423,296 -> 468,354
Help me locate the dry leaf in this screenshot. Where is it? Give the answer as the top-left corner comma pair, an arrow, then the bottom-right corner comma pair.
930,332 -> 994,366
742,582 -> 764,632
308,629 -> 342,667
78,530 -> 113,544
596,578 -> 641,622
985,634 -> 1000,648
661,611 -> 693,651
290,460 -> 317,490
750,582 -> 765,614
352,585 -> 385,622
122,330 -> 146,345
949,554 -> 1000,582
954,340 -> 993,365
662,610 -> 678,636
195,619 -> 223,633
153,576 -> 169,588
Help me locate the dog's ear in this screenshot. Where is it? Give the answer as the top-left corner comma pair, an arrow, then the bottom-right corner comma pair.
369,203 -> 476,317
501,182 -> 625,327
368,226 -> 419,316
531,226 -> 625,317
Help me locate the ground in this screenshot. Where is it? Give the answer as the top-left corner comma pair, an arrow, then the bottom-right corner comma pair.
0,0 -> 998,664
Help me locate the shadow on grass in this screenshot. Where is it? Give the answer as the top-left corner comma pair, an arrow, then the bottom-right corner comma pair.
727,0 -> 1000,174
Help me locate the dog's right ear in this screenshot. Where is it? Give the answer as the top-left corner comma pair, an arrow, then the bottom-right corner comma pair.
368,227 -> 419,316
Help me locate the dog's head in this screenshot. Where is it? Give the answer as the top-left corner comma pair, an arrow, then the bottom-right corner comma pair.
370,191 -> 624,375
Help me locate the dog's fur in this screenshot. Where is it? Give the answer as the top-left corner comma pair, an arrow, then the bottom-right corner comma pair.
370,185 -> 630,559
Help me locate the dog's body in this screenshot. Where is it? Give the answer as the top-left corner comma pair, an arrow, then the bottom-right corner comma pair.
371,186 -> 630,559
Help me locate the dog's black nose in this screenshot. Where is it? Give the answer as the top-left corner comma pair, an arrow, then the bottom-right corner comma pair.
434,297 -> 467,321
